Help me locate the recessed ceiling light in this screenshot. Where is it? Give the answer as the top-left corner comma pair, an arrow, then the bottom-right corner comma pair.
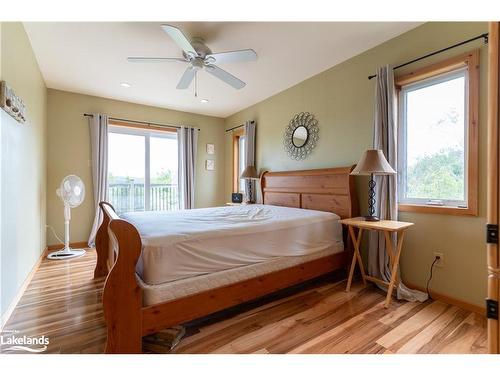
200,99 -> 209,103
120,82 -> 131,88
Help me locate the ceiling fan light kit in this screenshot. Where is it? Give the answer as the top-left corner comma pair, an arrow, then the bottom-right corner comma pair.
127,24 -> 257,93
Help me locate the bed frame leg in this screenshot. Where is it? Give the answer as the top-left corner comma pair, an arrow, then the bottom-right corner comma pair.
103,219 -> 143,354
94,202 -> 112,278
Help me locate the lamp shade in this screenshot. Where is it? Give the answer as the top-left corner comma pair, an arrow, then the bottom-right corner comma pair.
351,149 -> 396,176
240,165 -> 259,180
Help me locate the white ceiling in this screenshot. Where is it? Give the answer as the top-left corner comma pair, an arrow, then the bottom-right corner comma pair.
24,22 -> 421,118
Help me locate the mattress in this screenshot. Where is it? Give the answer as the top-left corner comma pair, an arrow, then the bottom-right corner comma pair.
121,204 -> 344,285
138,246 -> 339,306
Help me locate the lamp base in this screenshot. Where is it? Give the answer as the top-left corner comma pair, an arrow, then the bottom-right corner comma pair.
245,179 -> 256,204
365,175 -> 379,222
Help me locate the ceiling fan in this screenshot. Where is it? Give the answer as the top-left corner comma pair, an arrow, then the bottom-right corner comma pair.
127,24 -> 257,91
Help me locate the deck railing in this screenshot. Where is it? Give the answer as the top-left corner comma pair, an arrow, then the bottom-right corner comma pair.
108,182 -> 179,214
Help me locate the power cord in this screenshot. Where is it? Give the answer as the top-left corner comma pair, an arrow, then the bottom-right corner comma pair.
426,255 -> 441,300
46,225 -> 64,245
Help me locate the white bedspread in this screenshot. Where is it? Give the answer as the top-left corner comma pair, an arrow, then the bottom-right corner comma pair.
121,204 -> 343,285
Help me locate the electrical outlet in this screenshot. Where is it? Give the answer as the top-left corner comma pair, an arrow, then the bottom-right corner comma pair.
433,252 -> 444,268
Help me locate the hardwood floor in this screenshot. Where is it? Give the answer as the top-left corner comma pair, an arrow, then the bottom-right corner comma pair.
1,250 -> 486,354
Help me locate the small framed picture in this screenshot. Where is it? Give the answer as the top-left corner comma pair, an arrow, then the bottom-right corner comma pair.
206,159 -> 215,171
206,143 -> 215,154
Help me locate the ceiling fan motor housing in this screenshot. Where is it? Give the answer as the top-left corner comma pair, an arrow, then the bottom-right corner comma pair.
183,38 -> 212,60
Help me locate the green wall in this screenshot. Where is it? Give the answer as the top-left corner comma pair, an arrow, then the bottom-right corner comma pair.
46,89 -> 226,246
224,22 -> 488,308
1,23 -> 47,320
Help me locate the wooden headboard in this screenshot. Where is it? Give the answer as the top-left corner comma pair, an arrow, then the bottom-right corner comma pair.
260,166 -> 359,219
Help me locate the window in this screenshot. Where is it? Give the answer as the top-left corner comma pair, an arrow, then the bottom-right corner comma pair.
397,50 -> 479,215
107,121 -> 179,214
238,135 -> 246,193
232,128 -> 246,194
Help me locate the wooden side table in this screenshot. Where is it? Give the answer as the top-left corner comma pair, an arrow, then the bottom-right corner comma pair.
340,217 -> 414,307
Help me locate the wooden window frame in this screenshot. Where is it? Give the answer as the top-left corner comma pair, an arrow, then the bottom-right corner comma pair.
396,50 -> 479,216
232,128 -> 245,193
108,119 -> 178,134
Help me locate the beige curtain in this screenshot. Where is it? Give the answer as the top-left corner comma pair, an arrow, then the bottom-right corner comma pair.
368,66 -> 427,302
178,126 -> 198,209
88,113 -> 109,247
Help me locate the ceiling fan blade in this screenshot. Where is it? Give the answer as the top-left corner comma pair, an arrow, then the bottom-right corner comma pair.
161,24 -> 197,56
205,65 -> 246,89
205,49 -> 257,64
176,66 -> 196,89
127,57 -> 186,63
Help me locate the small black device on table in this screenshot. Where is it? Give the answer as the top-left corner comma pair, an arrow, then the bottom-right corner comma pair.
231,193 -> 243,203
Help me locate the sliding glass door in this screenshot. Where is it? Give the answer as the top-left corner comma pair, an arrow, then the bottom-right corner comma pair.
107,125 -> 178,214
150,135 -> 178,211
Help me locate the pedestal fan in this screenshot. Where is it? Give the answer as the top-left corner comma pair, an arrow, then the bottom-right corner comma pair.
47,175 -> 86,260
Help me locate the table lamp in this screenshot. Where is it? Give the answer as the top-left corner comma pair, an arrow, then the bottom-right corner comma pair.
240,165 -> 259,203
351,149 -> 396,221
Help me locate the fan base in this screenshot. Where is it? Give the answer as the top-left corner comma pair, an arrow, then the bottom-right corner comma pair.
47,248 -> 86,260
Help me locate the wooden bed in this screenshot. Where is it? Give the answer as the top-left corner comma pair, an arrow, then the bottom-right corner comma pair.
94,166 -> 359,353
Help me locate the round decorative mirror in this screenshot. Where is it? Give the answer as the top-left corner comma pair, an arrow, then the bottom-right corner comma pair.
292,126 -> 308,148
283,112 -> 319,160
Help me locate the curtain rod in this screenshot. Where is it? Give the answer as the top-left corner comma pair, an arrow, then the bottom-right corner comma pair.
367,33 -> 489,80
83,113 -> 200,131
225,120 -> 255,133
225,124 -> 244,133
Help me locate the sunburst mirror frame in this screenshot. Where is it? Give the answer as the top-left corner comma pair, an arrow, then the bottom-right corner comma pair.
283,112 -> 319,160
